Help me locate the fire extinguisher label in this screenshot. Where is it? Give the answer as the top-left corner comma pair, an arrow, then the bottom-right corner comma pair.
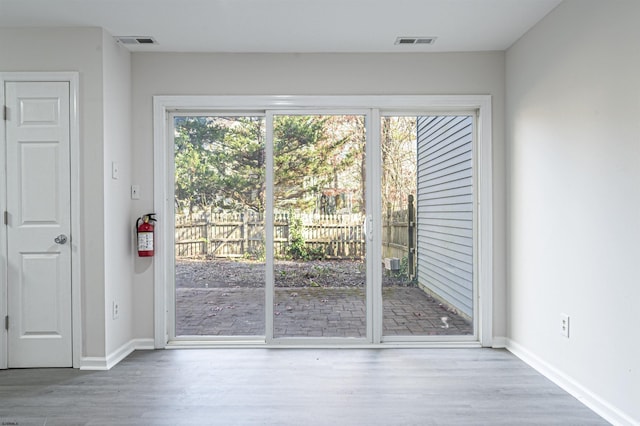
138,232 -> 153,251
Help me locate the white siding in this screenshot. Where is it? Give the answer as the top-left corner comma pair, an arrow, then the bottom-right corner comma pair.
416,116 -> 473,318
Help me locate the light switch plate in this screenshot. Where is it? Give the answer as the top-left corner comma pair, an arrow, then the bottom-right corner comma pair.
112,161 -> 119,180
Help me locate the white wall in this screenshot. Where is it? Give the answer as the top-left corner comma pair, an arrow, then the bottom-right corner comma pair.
102,31 -> 134,355
0,27 -> 108,358
131,52 -> 507,343
506,1 -> 640,423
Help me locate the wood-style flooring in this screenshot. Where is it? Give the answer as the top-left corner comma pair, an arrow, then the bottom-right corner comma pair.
0,348 -> 608,425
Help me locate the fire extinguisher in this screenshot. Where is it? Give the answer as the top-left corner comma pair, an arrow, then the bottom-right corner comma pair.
136,213 -> 157,257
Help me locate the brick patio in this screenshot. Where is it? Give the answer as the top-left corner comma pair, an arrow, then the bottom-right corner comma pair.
176,285 -> 472,338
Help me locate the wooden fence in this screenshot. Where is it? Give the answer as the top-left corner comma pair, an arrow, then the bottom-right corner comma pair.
176,204 -> 415,272
175,210 -> 366,259
381,195 -> 416,278
175,210 -> 264,258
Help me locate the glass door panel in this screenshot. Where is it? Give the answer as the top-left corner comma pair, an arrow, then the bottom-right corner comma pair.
272,114 -> 367,339
174,115 -> 266,337
381,115 -> 474,337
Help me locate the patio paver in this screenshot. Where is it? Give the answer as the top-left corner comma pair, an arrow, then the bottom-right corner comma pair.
176,286 -> 472,337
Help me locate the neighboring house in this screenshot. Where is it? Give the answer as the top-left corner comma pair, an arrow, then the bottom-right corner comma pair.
0,1 -> 638,424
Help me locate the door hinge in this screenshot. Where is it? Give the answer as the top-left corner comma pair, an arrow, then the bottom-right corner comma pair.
3,211 -> 7,225
4,315 -> 7,331
3,105 -> 6,121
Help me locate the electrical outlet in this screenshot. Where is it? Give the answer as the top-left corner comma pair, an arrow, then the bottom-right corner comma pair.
112,301 -> 120,320
560,313 -> 570,338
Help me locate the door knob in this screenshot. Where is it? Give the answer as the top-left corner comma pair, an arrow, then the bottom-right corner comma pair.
54,234 -> 68,245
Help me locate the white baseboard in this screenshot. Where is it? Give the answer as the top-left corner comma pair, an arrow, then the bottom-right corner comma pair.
80,338 -> 154,370
506,338 -> 637,426
491,336 -> 507,348
133,338 -> 155,350
78,356 -> 110,371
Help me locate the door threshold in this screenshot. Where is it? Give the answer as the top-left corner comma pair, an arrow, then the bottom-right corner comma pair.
165,340 -> 482,349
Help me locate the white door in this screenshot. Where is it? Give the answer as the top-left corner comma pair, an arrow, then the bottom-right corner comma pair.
5,81 -> 72,367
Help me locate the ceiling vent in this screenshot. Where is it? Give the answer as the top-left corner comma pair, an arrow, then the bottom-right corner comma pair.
115,36 -> 158,45
394,36 -> 437,46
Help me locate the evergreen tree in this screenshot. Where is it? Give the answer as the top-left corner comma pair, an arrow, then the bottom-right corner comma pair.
174,115 -> 360,213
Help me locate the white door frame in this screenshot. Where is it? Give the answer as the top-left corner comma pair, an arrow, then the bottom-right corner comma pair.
153,95 -> 493,348
0,72 -> 82,369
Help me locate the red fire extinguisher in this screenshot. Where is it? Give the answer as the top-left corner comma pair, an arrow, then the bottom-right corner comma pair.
136,213 -> 157,257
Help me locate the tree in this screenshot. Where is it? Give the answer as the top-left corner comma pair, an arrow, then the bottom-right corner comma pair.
273,115 -> 356,212
174,116 -> 229,213
209,117 -> 266,212
381,117 -> 417,213
174,115 -> 361,214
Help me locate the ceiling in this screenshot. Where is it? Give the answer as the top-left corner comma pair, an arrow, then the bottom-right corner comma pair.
0,0 -> 562,53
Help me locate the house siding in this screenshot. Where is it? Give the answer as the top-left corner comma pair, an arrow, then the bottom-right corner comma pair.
416,116 -> 474,318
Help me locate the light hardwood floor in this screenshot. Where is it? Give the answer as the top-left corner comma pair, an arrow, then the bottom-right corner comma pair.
0,348 -> 608,425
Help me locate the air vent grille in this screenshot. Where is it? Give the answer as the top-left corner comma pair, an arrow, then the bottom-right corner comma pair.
395,37 -> 437,46
115,36 -> 158,45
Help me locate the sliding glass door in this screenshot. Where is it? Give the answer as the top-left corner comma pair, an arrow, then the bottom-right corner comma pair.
271,114 -> 367,339
167,103 -> 479,344
380,115 -> 475,339
173,115 -> 266,337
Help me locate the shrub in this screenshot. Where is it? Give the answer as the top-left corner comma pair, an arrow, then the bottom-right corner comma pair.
286,213 -> 325,261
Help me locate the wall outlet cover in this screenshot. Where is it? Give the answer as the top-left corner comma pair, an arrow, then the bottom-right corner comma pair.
560,313 -> 570,338
112,301 -> 120,320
